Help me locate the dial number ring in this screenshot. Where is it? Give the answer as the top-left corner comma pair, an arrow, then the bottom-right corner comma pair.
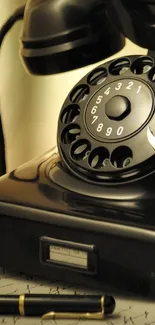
85,79 -> 153,142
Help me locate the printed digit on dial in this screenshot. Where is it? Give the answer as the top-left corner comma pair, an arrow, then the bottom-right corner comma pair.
106,127 -> 112,136
137,85 -> 142,94
115,83 -> 122,91
104,87 -> 111,95
117,126 -> 124,136
91,116 -> 98,124
97,123 -> 104,132
96,96 -> 103,104
91,106 -> 97,114
126,81 -> 134,90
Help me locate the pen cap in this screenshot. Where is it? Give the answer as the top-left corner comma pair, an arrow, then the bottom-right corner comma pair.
24,295 -> 103,316
23,294 -> 115,316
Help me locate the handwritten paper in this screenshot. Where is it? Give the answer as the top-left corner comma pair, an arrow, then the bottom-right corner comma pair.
0,267 -> 154,325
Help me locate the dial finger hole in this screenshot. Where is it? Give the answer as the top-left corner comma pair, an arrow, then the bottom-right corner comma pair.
131,56 -> 153,74
149,66 -> 155,82
70,85 -> 90,103
61,104 -> 80,124
89,147 -> 110,169
61,124 -> 81,144
109,58 -> 130,75
111,146 -> 133,169
71,140 -> 91,161
87,67 -> 107,85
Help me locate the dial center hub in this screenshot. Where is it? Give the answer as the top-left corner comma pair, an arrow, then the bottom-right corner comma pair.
105,95 -> 131,121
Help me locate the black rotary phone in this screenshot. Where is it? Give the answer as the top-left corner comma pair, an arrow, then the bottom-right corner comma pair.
0,55 -> 155,298
1,0 -> 155,298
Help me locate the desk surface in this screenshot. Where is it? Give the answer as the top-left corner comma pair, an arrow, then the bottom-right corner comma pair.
0,267 -> 154,325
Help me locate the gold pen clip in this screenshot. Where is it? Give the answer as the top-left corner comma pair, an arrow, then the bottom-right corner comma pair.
42,296 -> 104,320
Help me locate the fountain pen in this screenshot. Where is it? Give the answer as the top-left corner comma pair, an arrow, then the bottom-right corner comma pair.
0,294 -> 115,319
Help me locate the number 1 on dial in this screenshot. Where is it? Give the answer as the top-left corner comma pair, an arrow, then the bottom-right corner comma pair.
137,86 -> 142,94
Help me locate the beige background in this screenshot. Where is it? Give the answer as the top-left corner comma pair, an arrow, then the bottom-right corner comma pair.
0,1 -> 147,172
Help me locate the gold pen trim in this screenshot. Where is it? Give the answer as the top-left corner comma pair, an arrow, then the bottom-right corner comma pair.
19,294 -> 25,316
42,296 -> 105,320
